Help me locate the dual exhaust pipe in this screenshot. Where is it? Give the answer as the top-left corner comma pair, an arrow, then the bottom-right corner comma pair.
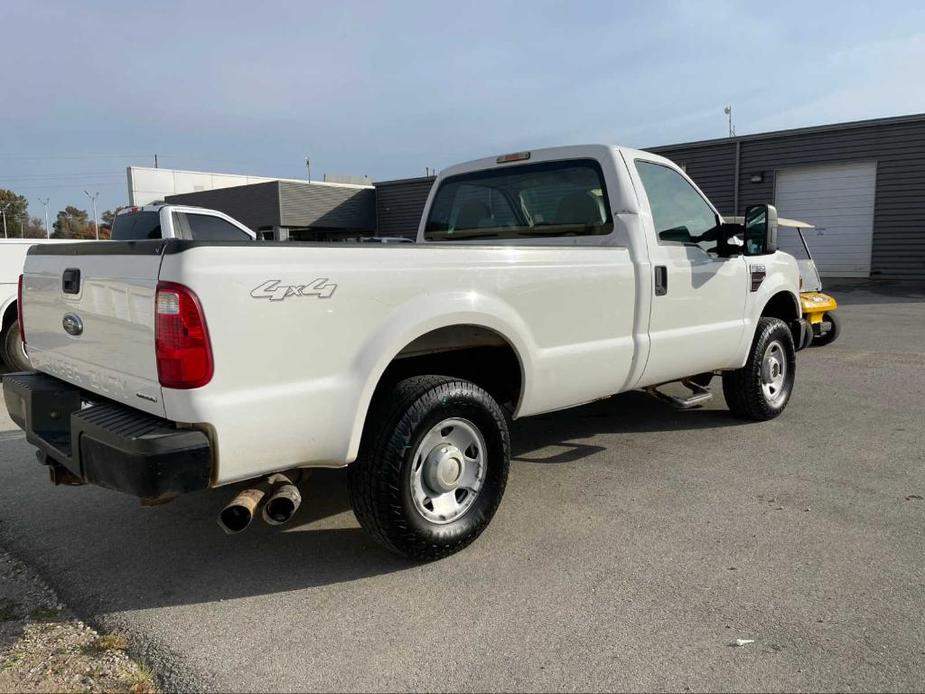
218,472 -> 304,534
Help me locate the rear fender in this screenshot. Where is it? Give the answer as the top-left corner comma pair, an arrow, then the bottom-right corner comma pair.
345,291 -> 534,462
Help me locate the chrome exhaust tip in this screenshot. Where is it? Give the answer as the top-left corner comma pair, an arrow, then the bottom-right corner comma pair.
218,486 -> 266,534
261,481 -> 302,526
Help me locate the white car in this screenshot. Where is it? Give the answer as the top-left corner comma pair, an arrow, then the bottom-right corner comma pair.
4,145 -> 802,560
0,204 -> 254,371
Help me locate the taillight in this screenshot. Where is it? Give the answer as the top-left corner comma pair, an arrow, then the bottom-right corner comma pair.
17,275 -> 25,344
155,281 -> 213,389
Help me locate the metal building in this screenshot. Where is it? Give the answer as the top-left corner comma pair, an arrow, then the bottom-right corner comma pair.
651,113 -> 925,279
165,179 -> 376,241
374,175 -> 436,238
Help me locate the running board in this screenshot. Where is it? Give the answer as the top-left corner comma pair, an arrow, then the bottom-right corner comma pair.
645,379 -> 714,410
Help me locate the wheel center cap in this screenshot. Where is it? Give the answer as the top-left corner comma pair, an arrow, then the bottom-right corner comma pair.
763,356 -> 781,382
424,445 -> 464,494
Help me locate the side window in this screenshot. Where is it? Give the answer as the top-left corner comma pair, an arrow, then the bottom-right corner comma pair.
174,212 -> 251,241
111,212 -> 161,240
635,161 -> 719,253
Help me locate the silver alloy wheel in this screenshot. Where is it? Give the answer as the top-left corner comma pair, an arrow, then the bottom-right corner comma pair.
410,417 -> 486,524
760,339 -> 788,407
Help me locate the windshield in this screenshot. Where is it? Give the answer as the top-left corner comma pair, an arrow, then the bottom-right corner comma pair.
111,211 -> 162,240
424,159 -> 613,241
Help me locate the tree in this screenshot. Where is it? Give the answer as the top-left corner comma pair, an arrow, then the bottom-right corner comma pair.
99,208 -> 121,238
0,189 -> 30,238
52,206 -> 91,238
22,216 -> 45,239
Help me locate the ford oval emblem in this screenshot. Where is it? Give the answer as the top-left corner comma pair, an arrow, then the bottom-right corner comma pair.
62,313 -> 83,336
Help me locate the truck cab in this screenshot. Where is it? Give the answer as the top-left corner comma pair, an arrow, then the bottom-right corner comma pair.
417,145 -> 801,387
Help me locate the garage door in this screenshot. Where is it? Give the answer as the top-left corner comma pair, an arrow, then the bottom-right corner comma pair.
774,162 -> 877,277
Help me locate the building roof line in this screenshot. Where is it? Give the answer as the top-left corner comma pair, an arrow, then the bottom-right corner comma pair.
128,165 -> 373,189
648,112 -> 925,152
375,175 -> 437,186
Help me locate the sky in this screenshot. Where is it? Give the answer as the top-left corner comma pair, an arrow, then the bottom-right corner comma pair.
1,0 -> 924,225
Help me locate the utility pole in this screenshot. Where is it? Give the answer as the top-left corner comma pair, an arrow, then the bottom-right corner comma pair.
724,105 -> 736,138
305,156 -> 311,183
84,190 -> 100,240
0,202 -> 10,239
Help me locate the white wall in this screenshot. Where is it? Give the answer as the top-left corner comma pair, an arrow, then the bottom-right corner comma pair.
127,167 -> 373,206
127,167 -> 282,206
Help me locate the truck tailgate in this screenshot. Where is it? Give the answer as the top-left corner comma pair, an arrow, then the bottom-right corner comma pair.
21,244 -> 166,417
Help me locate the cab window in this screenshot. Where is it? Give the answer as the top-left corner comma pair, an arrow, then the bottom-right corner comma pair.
635,160 -> 719,252
173,212 -> 251,241
424,159 -> 613,241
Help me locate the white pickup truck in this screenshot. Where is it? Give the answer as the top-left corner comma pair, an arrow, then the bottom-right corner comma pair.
3,145 -> 802,560
0,203 -> 254,371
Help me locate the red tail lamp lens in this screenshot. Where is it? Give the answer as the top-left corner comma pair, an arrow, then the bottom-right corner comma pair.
155,282 -> 213,389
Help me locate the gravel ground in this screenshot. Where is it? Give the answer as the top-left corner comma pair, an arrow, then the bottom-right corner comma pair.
0,547 -> 156,693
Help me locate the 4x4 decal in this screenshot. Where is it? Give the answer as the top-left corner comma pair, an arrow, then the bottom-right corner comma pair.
251,279 -> 337,301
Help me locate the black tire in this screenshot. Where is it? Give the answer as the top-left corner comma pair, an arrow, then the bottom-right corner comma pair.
812,312 -> 840,347
722,317 -> 796,421
348,375 -> 510,560
1,319 -> 30,372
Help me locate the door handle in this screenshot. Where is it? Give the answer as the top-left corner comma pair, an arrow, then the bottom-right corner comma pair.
654,265 -> 668,296
62,268 -> 81,295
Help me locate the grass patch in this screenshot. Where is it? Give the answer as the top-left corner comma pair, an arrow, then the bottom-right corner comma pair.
0,599 -> 19,622
94,632 -> 129,651
27,606 -> 60,622
125,663 -> 156,693
1,652 -> 24,671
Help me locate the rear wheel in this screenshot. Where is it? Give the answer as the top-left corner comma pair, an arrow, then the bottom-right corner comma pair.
812,312 -> 840,346
722,317 -> 796,421
1,319 -> 30,372
348,375 -> 510,560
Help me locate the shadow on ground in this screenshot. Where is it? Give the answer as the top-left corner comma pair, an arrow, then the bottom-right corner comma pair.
823,279 -> 925,305
0,387 -> 743,613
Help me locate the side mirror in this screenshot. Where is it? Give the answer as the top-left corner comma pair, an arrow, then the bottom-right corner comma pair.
744,204 -> 778,255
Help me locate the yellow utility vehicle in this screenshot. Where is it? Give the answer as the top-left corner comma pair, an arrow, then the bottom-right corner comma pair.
779,217 -> 840,347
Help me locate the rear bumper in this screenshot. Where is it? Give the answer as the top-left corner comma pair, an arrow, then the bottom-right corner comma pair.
2,372 -> 212,500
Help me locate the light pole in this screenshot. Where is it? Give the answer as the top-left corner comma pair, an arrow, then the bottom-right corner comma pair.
83,190 -> 100,240
0,202 -> 10,239
39,197 -> 51,239
724,105 -> 736,138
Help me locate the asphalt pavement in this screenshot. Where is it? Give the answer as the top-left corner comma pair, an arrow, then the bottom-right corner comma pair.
1,281 -> 923,692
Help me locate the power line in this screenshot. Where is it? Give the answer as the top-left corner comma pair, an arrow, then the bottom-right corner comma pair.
2,173 -> 126,182
9,181 -> 126,190
0,153 -> 155,159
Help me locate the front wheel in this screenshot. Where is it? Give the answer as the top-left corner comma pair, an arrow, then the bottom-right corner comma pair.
1,319 -> 31,372
722,317 -> 796,421
348,375 -> 510,560
812,312 -> 841,346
